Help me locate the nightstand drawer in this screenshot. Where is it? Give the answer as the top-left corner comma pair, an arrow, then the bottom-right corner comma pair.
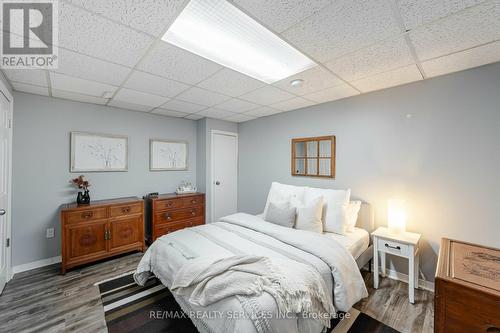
378,238 -> 409,256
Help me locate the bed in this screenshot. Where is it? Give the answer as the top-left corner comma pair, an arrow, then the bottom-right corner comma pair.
134,186 -> 374,333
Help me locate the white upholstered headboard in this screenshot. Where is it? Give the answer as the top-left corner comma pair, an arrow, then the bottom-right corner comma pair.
356,203 -> 375,234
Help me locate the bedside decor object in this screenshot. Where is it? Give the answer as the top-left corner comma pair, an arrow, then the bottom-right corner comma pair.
176,181 -> 197,194
291,136 -> 335,178
435,238 -> 500,333
70,132 -> 128,172
150,139 -> 188,171
71,175 -> 91,204
372,226 -> 421,303
387,198 -> 406,234
145,193 -> 205,243
60,196 -> 144,274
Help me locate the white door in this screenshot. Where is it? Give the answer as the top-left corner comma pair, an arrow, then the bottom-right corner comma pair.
212,131 -> 238,221
0,91 -> 12,294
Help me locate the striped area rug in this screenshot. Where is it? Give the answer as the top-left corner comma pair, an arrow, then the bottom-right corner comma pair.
98,274 -> 399,333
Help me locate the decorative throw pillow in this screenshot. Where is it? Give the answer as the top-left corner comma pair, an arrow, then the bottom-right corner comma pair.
346,201 -> 362,232
263,182 -> 306,217
264,201 -> 297,228
305,187 -> 351,235
294,196 -> 324,233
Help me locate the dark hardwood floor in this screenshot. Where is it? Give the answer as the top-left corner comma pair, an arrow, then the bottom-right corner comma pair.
0,253 -> 433,333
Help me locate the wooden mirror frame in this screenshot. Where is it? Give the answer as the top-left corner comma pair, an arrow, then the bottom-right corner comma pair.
291,135 -> 336,178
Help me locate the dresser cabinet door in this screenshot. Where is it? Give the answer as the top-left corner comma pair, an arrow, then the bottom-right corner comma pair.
66,221 -> 107,260
109,215 -> 142,251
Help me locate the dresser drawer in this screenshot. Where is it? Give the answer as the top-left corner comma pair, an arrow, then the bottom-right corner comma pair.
155,207 -> 203,225
110,202 -> 142,217
378,238 -> 409,257
154,218 -> 203,239
181,195 -> 204,208
66,207 -> 107,224
154,199 -> 182,211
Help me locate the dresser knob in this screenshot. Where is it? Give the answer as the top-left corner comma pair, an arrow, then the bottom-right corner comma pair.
121,207 -> 130,213
165,213 -> 172,220
191,210 -> 196,216
82,212 -> 93,219
191,200 -> 197,204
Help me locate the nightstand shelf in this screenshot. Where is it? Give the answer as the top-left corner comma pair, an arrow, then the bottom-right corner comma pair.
372,227 -> 421,303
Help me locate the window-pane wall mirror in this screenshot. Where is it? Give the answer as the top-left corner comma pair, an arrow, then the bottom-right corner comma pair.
291,136 -> 335,178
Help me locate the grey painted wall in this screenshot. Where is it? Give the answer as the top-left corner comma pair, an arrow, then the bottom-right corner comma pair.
238,62 -> 500,282
12,92 -> 197,266
196,118 -> 238,222
0,71 -> 13,95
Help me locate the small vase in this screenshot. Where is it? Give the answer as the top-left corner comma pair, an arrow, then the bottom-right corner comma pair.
81,190 -> 91,204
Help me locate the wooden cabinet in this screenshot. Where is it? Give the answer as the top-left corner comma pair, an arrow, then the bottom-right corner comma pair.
146,193 -> 205,243
61,197 -> 145,274
435,238 -> 500,333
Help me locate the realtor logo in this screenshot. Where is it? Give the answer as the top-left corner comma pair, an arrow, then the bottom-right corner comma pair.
1,0 -> 58,68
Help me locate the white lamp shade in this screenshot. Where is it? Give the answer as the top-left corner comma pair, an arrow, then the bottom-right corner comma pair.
388,199 -> 406,234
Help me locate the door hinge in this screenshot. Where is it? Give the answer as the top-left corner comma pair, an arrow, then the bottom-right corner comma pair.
6,238 -> 10,247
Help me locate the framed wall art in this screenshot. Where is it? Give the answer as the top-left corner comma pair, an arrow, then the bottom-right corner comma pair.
150,139 -> 188,171
70,132 -> 128,172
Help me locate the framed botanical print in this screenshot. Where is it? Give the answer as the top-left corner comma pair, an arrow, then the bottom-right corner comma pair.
150,139 -> 188,171
70,132 -> 128,172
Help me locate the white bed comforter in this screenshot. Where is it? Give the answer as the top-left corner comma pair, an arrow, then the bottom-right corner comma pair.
134,213 -> 368,333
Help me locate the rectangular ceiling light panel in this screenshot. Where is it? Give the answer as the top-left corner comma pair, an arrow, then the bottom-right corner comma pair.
162,0 -> 316,84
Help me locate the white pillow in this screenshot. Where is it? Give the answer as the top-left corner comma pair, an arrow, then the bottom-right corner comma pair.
263,182 -> 306,217
346,201 -> 362,232
305,187 -> 351,234
264,201 -> 296,228
294,196 -> 324,233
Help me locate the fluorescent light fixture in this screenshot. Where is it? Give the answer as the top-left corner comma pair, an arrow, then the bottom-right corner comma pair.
162,0 -> 316,84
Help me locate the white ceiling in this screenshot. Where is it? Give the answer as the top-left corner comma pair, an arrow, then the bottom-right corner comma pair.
2,0 -> 499,123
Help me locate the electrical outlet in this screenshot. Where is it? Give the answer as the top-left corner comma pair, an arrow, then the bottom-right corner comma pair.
46,228 -> 55,238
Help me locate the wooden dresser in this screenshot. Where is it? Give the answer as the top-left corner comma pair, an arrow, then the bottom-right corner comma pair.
61,197 -> 145,274
146,193 -> 205,243
435,238 -> 500,333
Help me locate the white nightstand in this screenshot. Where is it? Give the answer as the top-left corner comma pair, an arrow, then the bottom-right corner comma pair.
372,227 -> 421,303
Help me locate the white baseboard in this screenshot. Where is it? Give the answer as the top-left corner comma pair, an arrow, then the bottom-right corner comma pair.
12,256 -> 61,275
377,267 -> 435,292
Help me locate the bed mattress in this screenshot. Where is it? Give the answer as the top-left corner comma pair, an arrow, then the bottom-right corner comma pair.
324,227 -> 370,259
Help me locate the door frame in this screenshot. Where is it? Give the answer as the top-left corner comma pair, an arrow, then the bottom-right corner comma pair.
0,78 -> 13,284
210,130 -> 238,223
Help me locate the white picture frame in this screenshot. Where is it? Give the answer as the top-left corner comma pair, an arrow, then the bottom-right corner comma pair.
150,139 -> 188,171
70,132 -> 128,172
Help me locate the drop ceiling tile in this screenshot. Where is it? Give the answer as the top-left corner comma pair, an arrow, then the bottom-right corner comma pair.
224,113 -> 257,123
52,89 -> 108,105
176,87 -> 230,107
422,41 -> 500,77
3,69 -> 47,86
282,0 -> 401,62
396,0 -> 485,30
303,84 -> 360,103
65,0 -> 187,36
108,100 -> 153,112
196,68 -> 265,97
271,97 -> 316,111
197,108 -> 236,119
59,2 -> 154,67
113,88 -> 170,107
409,1 -> 500,60
184,113 -> 205,120
351,64 -> 422,93
273,66 -> 344,95
215,98 -> 260,112
138,43 -> 222,84
151,109 -> 189,118
160,99 -> 207,113
11,82 -> 49,96
234,0 -> 331,33
53,48 -> 130,86
325,37 -> 414,82
244,106 -> 282,117
124,71 -> 189,98
239,86 -> 295,105
50,72 -> 118,97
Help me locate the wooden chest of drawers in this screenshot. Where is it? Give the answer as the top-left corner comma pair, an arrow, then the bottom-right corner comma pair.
146,193 -> 205,243
435,238 -> 500,333
61,197 -> 145,274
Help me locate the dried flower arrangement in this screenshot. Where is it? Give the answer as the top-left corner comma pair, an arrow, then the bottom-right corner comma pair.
70,175 -> 91,191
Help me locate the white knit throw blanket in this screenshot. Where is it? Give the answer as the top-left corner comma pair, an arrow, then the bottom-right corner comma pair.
170,255 -> 335,328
